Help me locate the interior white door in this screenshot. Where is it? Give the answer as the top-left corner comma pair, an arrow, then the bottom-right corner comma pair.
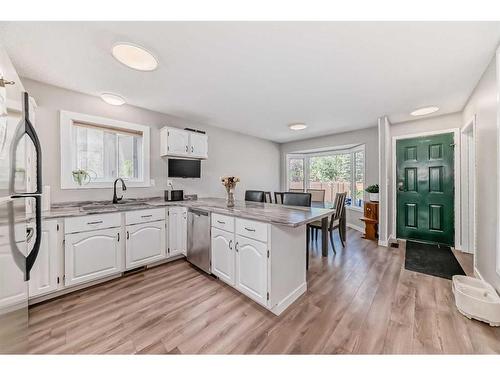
64,228 -> 122,287
235,235 -> 268,306
166,128 -> 189,156
211,227 -> 235,285
189,133 -> 208,158
29,220 -> 59,298
126,221 -> 166,269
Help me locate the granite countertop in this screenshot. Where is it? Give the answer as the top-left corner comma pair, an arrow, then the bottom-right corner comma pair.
41,197 -> 334,227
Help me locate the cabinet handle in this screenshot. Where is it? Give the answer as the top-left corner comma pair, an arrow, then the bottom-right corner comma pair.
117,233 -> 120,242
191,146 -> 194,153
185,145 -> 188,152
217,220 -> 225,224
127,231 -> 129,240
87,220 -> 103,225
141,215 -> 153,218
229,239 -> 233,250
244,227 -> 256,232
235,242 -> 239,252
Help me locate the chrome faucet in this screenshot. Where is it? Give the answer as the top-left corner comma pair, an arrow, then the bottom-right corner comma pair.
113,178 -> 127,204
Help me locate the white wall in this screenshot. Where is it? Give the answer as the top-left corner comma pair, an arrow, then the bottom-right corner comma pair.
386,112 -> 463,240
24,78 -> 281,203
279,126 -> 379,228
462,54 -> 500,291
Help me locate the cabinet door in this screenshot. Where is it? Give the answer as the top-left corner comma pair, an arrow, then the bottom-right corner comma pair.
211,228 -> 235,285
0,242 -> 27,310
235,235 -> 268,306
189,133 -> 208,159
168,207 -> 187,257
126,221 -> 166,269
166,128 -> 189,156
64,228 -> 122,287
29,220 -> 59,298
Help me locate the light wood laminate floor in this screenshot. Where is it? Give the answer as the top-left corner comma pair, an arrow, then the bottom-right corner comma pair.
28,229 -> 500,354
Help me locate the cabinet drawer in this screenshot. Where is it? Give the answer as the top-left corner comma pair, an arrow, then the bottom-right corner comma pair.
65,213 -> 121,234
125,208 -> 165,225
211,213 -> 234,232
235,218 -> 268,242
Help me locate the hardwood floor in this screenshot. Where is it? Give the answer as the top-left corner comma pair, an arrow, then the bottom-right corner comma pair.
28,229 -> 500,354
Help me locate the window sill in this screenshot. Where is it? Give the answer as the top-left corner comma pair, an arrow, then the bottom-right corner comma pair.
346,205 -> 364,213
61,181 -> 151,189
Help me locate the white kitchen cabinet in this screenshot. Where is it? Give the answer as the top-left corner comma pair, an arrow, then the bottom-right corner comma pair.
29,220 -> 60,298
168,207 -> 187,257
125,221 -> 166,269
64,227 -> 122,287
235,235 -> 268,306
0,241 -> 27,310
160,127 -> 208,159
211,227 -> 235,285
189,132 -> 208,159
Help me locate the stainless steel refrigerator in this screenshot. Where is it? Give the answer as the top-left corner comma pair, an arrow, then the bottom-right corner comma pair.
0,60 -> 42,353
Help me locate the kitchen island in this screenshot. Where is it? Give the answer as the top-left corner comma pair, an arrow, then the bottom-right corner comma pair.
35,198 -> 335,315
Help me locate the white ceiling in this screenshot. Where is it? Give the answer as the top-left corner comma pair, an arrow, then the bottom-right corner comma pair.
1,22 -> 499,143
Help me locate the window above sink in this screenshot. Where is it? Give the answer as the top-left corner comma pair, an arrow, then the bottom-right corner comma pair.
60,111 -> 151,189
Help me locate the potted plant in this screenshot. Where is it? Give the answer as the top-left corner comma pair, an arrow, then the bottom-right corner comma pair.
365,184 -> 379,202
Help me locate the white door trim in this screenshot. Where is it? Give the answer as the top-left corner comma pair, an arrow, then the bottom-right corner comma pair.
461,115 -> 476,256
391,128 -> 461,248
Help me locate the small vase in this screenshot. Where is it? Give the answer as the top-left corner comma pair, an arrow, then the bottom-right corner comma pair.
226,188 -> 235,207
369,193 -> 379,202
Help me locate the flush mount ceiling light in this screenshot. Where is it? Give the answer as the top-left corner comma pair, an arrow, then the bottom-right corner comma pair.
111,43 -> 158,71
288,123 -> 308,131
100,93 -> 126,106
410,106 -> 440,116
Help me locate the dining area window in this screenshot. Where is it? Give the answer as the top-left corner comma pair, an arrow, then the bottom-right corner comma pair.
286,145 -> 365,208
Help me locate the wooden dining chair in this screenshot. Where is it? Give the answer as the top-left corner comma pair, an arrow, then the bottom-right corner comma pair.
309,192 -> 347,254
274,192 -> 285,205
306,188 -> 325,202
264,191 -> 273,203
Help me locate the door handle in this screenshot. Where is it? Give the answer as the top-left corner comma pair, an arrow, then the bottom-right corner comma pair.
397,181 -> 405,192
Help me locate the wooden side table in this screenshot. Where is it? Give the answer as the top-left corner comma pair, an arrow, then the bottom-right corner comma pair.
360,201 -> 379,240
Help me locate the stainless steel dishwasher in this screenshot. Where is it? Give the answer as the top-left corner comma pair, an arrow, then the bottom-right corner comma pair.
187,208 -> 211,273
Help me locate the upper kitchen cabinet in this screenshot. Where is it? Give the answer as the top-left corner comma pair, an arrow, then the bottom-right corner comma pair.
160,127 -> 208,159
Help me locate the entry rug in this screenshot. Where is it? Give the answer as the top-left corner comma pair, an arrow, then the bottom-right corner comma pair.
404,240 -> 466,280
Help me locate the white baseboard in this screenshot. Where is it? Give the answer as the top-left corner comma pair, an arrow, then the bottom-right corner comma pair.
378,239 -> 389,247
347,223 -> 364,233
474,266 -> 485,281
270,282 -> 307,316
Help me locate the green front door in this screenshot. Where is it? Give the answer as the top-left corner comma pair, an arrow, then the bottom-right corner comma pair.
396,133 -> 454,245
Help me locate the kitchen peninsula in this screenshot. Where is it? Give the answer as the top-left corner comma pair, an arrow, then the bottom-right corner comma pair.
34,198 -> 335,315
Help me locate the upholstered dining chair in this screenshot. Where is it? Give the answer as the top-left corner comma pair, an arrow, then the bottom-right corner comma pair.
306,188 -> 325,202
282,192 -> 312,207
309,192 -> 347,254
244,190 -> 265,203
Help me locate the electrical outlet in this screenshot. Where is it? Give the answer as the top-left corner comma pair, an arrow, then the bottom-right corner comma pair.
167,179 -> 173,188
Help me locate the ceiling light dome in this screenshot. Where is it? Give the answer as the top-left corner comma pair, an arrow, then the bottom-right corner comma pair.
100,93 -> 126,106
289,123 -> 307,131
112,43 -> 158,71
410,106 -> 439,116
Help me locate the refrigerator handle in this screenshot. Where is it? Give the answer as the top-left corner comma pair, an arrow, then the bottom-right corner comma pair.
10,92 -> 43,280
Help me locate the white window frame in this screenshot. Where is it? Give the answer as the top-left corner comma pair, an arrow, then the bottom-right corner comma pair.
286,144 -> 366,211
60,110 -> 151,189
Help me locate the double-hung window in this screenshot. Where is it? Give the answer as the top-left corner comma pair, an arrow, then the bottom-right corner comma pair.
286,144 -> 365,208
60,111 -> 150,188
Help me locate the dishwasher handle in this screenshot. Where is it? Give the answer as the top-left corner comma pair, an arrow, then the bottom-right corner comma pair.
189,209 -> 209,217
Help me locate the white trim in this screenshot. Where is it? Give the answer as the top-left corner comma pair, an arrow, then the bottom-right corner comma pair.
378,240 -> 389,247
474,267 -> 485,282
60,110 -> 151,189
270,282 -> 306,316
391,128 -> 461,248
346,205 -> 363,213
347,223 -> 364,233
497,46 -> 500,278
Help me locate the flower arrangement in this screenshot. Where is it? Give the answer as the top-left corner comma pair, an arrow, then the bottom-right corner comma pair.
365,184 -> 379,202
221,176 -> 240,207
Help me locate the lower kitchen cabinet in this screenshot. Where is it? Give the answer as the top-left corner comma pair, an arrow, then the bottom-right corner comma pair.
64,227 -> 122,287
168,207 -> 187,257
29,220 -> 60,298
0,241 -> 27,309
211,227 -> 235,285
125,221 -> 166,269
235,235 -> 268,306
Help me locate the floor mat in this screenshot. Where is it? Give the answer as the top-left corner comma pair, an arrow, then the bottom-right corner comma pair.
404,240 -> 465,280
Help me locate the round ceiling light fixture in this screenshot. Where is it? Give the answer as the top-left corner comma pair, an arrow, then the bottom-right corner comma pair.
288,123 -> 308,131
100,93 -> 126,106
410,106 -> 439,116
111,43 -> 158,71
